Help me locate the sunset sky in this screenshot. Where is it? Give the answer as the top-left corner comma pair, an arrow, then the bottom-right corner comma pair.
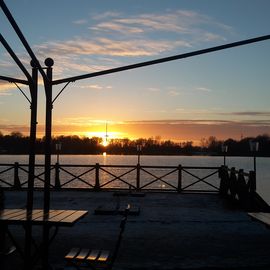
1,0 -> 270,144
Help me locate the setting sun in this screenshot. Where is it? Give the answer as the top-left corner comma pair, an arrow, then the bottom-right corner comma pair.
101,139 -> 109,147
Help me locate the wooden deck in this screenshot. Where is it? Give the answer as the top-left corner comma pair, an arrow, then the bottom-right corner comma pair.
2,190 -> 270,270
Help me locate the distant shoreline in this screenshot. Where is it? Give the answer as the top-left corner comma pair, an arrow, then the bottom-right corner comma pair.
0,153 -> 269,157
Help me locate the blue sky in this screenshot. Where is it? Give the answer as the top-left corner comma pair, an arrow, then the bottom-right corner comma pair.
1,0 -> 270,142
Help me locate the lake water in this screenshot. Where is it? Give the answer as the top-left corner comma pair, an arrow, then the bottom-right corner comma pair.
0,154 -> 269,204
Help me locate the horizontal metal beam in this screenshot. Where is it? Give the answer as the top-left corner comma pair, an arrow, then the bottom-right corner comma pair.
0,0 -> 48,82
52,34 -> 270,85
0,33 -> 32,82
0,75 -> 29,85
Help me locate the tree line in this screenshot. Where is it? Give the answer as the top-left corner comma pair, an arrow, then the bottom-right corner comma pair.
0,131 -> 270,156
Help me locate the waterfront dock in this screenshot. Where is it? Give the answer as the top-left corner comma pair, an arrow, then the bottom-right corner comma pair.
2,190 -> 270,270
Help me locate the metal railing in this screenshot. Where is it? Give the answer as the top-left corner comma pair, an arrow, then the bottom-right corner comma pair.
218,165 -> 262,210
0,162 -> 223,192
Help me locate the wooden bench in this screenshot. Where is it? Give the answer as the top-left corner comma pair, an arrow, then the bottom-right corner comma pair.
65,205 -> 130,270
248,212 -> 270,228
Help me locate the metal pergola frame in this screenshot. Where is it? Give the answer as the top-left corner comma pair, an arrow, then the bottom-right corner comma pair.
1,1 -> 270,269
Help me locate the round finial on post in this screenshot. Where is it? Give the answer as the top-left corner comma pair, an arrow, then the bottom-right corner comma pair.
44,58 -> 54,67
30,59 -> 39,67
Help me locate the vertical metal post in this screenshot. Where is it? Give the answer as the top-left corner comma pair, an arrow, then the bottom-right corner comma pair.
54,163 -> 61,189
253,155 -> 256,177
177,165 -> 182,193
42,58 -> 54,270
95,163 -> 100,190
13,162 -> 21,189
43,58 -> 53,212
136,164 -> 140,190
24,61 -> 38,270
249,170 -> 256,193
221,145 -> 228,166
26,62 -> 38,211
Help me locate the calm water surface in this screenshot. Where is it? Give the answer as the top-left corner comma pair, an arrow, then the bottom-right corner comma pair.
0,154 -> 269,204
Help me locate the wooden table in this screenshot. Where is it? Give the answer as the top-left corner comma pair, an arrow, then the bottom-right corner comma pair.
0,208 -> 88,269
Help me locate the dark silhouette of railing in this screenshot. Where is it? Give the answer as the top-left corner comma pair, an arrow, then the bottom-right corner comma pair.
218,165 -> 269,211
0,162 -> 223,192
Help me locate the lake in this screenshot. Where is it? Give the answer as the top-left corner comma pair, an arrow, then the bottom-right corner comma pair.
0,154 -> 269,204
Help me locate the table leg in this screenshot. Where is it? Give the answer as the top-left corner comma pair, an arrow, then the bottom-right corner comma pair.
0,223 -> 7,269
42,224 -> 50,270
24,223 -> 33,270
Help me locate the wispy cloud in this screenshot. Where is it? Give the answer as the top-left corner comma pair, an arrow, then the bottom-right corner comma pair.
220,111 -> 270,117
90,9 -> 232,43
147,87 -> 161,92
195,87 -> 212,92
36,38 -> 186,58
0,81 -> 16,92
125,119 -> 270,126
73,19 -> 88,25
92,11 -> 121,20
168,90 -> 180,96
90,22 -> 144,34
78,84 -> 112,90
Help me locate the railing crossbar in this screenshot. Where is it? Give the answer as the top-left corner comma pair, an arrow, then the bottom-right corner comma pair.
99,167 -> 137,188
0,166 -> 14,175
140,167 -> 178,190
0,178 -> 13,187
182,169 -> 219,190
18,165 -> 55,187
59,167 -> 95,188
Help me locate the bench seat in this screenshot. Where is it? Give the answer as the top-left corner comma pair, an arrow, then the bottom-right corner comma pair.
65,247 -> 110,263
65,205 -> 130,270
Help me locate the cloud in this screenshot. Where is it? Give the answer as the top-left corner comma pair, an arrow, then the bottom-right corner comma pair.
2,8 -> 234,82
73,19 -> 88,25
90,22 -> 144,34
0,91 -> 12,96
147,87 -> 161,92
168,90 -> 180,96
36,38 -> 186,58
92,12 -> 121,20
196,87 -> 212,92
90,9 -> 232,44
220,111 -> 270,117
78,84 -> 112,90
124,119 -> 270,126
0,81 -> 16,92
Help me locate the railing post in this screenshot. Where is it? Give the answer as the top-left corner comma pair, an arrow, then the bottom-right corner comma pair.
177,165 -> 182,193
94,163 -> 100,191
54,163 -> 61,190
136,164 -> 141,190
237,169 -> 249,208
14,162 -> 21,190
229,167 -> 237,200
219,165 -> 229,196
249,170 -> 256,193
0,185 -> 4,210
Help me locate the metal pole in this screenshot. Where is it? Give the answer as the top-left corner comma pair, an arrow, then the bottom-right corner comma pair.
26,61 -> 38,211
254,155 -> 256,176
42,58 -> 53,270
23,61 -> 38,270
43,58 -> 53,213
